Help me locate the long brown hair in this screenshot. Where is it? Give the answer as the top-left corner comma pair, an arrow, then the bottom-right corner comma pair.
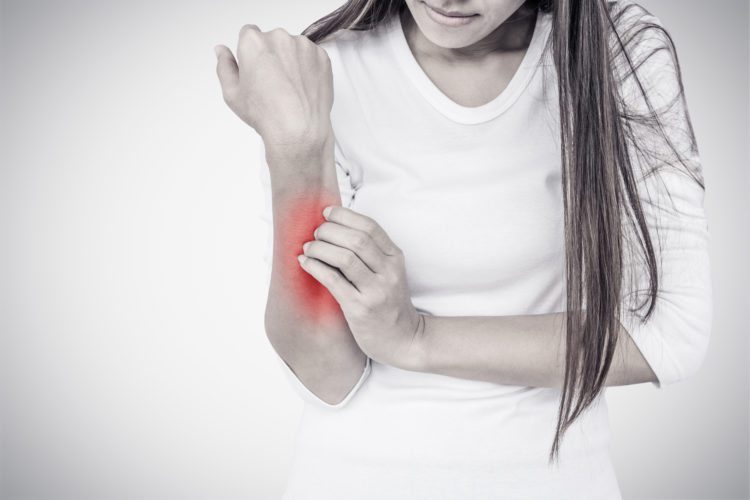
301,0 -> 703,465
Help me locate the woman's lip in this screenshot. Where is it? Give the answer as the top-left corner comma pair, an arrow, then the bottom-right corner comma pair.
422,2 -> 478,17
422,2 -> 479,27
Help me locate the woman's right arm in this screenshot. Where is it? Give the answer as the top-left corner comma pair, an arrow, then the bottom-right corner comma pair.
214,25 -> 368,405
263,136 -> 370,406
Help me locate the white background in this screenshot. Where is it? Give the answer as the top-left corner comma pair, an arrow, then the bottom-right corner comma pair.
1,1 -> 747,498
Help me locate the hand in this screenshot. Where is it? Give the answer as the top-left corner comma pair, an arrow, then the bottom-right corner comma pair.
214,25 -> 334,155
297,205 -> 426,370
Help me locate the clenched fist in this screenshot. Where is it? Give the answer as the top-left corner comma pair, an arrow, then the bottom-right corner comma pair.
214,25 -> 334,156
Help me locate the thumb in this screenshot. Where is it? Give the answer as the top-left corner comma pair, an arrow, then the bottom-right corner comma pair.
214,44 -> 239,101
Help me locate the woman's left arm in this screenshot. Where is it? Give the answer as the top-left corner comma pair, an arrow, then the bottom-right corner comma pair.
408,312 -> 658,388
298,205 -> 663,389
407,158 -> 714,391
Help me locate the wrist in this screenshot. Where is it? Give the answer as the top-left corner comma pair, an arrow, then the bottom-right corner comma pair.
264,124 -> 334,165
267,137 -> 336,191
267,134 -> 335,187
396,313 -> 430,373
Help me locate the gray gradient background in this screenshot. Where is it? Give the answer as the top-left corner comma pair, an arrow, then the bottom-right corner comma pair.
0,1 -> 747,499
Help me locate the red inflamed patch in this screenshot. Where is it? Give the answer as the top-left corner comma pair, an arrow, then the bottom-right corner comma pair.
277,194 -> 345,323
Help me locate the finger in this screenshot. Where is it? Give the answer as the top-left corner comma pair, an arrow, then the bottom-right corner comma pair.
303,239 -> 374,292
323,205 -> 400,256
214,44 -> 239,101
240,23 -> 261,35
297,254 -> 360,307
314,221 -> 387,273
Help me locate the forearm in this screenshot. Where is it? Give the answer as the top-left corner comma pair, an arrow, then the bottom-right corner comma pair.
408,312 -> 658,388
263,134 -> 367,405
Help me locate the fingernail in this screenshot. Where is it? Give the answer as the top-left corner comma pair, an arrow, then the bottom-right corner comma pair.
302,242 -> 311,253
214,46 -> 221,58
323,206 -> 332,218
297,254 -> 306,265
313,228 -> 319,239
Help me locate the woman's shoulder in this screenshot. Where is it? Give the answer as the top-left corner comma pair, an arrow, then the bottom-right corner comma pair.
609,1 -> 694,160
607,0 -> 662,26
607,0 -> 672,56
607,0 -> 680,97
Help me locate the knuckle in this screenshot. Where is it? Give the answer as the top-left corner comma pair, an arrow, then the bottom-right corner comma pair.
341,251 -> 358,268
269,26 -> 291,39
239,24 -> 260,37
359,217 -> 377,235
327,270 -> 344,289
316,44 -> 329,58
350,233 -> 367,251
299,36 -> 319,53
317,264 -> 335,285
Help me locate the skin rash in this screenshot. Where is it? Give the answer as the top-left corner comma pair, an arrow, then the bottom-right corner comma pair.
278,194 -> 345,322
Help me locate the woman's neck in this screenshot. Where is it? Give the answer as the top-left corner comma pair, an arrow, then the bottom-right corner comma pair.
401,3 -> 538,64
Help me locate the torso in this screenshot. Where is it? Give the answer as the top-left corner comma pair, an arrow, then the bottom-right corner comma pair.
277,8 -> 623,499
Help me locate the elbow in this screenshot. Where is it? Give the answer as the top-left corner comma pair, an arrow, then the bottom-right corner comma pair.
651,267 -> 714,387
264,302 -> 277,339
656,311 -> 713,387
264,301 -> 279,342
662,340 -> 710,386
677,323 -> 712,383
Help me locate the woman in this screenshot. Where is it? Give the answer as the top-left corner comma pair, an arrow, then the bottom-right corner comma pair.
214,0 -> 712,498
